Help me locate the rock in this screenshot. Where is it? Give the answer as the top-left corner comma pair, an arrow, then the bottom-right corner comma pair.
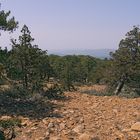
92,136 -> 100,140
45,131 -> 50,137
49,136 -> 61,140
79,117 -> 84,123
78,133 -> 92,140
113,109 -> 118,114
90,103 -> 98,109
21,118 -> 31,126
115,131 -> 125,140
122,128 -> 131,132
30,126 -> 38,130
48,122 -> 54,129
63,110 -> 74,115
131,122 -> 140,131
132,111 -> 139,117
69,110 -> 75,114
69,121 -> 74,125
0,116 -> 12,120
59,123 -> 66,130
73,125 -> 84,133
42,118 -> 48,125
4,128 -> 16,140
62,129 -> 69,135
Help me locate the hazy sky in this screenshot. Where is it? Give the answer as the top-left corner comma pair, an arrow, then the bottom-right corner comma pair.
0,0 -> 140,51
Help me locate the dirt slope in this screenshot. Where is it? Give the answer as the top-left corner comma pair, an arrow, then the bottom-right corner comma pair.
2,86 -> 140,140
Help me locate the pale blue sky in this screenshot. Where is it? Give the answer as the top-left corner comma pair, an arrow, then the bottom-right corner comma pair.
0,0 -> 140,51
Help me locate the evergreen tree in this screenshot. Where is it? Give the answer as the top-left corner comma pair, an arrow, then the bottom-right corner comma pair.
0,5 -> 18,81
10,25 -> 51,91
0,7 -> 18,33
110,26 -> 140,95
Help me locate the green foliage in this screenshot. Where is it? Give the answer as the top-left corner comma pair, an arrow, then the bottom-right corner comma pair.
0,63 -> 7,85
0,119 -> 21,129
1,85 -> 30,99
0,9 -> 18,32
9,25 -> 52,91
88,58 -> 112,84
0,131 -> 5,140
0,5 -> 18,85
49,55 -> 107,91
108,26 -> 140,95
44,84 -> 63,99
0,47 -> 9,65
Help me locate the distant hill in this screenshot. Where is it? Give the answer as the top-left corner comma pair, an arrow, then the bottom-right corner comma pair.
48,49 -> 115,58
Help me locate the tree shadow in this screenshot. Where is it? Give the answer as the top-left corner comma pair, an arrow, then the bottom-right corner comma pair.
0,89 -> 71,120
43,87 -> 72,101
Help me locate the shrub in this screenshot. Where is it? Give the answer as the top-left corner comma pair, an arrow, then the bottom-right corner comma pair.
1,85 -> 30,99
0,118 -> 21,129
44,84 -> 63,99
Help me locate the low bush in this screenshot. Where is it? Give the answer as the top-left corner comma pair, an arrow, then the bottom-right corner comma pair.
0,118 -> 21,129
0,85 -> 30,99
44,84 -> 63,99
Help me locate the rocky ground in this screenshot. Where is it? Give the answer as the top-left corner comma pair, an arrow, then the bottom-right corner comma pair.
0,85 -> 140,140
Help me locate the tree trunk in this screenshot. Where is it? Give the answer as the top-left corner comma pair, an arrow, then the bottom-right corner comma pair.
114,79 -> 124,95
24,73 -> 28,89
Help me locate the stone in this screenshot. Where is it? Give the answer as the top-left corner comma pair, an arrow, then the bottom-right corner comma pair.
21,118 -> 31,126
131,122 -> 140,131
78,133 -> 92,140
4,128 -> 15,140
113,109 -> 118,114
92,136 -> 100,140
69,110 -> 75,114
73,125 -> 84,133
48,122 -> 54,129
1,116 -> 12,120
122,128 -> 131,132
45,131 -> 50,137
30,126 -> 38,130
90,103 -> 98,109
59,123 -> 66,130
79,118 -> 84,123
49,136 -> 61,140
42,118 -> 48,125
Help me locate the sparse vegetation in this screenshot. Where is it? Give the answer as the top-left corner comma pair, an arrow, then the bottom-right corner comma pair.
0,119 -> 21,129
0,1 -> 140,139
107,26 -> 140,96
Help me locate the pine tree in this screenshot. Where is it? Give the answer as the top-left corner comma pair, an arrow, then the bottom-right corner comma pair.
10,25 -> 51,91
110,26 -> 140,95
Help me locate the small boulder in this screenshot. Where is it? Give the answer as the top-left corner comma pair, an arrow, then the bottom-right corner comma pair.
48,122 -> 54,129
79,133 -> 92,140
131,122 -> 140,131
73,125 -> 84,133
59,123 -> 66,130
42,118 -> 48,125
1,116 -> 12,120
49,136 -> 61,140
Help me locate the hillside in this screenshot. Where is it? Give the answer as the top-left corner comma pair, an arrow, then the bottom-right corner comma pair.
48,49 -> 115,58
1,85 -> 139,140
